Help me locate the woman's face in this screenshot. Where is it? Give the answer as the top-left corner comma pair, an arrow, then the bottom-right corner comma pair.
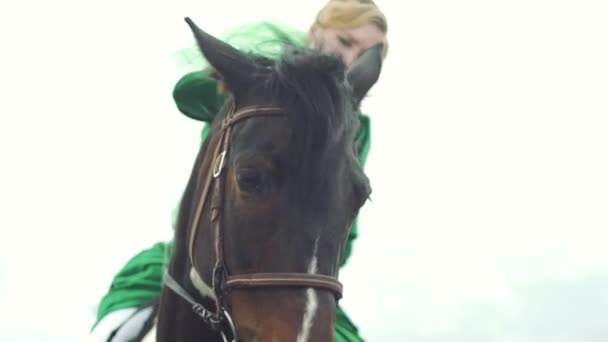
308,22 -> 386,68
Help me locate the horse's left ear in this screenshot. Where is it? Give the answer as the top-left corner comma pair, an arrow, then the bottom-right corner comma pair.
184,17 -> 256,94
346,43 -> 384,105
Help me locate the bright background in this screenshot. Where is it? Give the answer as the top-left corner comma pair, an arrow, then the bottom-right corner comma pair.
1,0 -> 607,341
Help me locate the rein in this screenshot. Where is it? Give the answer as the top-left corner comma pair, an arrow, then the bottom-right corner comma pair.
163,104 -> 344,342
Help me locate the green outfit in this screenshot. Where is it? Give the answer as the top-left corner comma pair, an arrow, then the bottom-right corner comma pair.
94,22 -> 371,342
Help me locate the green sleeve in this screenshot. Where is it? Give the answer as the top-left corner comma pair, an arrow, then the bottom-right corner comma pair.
355,113 -> 371,167
335,304 -> 366,342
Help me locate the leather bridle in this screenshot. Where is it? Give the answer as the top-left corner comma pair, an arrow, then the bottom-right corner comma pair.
164,103 -> 344,342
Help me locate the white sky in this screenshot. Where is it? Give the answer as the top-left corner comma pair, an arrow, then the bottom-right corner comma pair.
1,0 -> 607,341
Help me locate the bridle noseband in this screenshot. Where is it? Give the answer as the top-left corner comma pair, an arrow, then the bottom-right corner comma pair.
164,104 -> 344,342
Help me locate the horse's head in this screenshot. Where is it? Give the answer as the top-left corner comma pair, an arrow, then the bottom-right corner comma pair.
181,18 -> 382,342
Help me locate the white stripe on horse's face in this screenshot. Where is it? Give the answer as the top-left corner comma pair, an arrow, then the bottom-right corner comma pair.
296,239 -> 320,342
189,267 -> 217,300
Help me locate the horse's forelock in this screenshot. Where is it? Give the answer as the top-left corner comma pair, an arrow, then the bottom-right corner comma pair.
259,47 -> 356,201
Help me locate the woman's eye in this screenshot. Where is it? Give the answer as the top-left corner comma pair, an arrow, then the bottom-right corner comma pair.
338,36 -> 353,47
237,168 -> 263,192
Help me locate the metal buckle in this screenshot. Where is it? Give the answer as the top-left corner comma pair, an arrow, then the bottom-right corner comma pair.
213,151 -> 227,178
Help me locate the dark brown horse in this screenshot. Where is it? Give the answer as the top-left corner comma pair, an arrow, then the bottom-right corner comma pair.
156,17 -> 383,342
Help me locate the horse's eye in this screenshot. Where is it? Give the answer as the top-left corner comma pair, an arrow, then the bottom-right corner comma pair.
237,168 -> 263,192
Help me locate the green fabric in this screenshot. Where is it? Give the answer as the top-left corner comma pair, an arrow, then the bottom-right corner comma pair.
93,21 -> 372,341
92,241 -> 172,329
336,305 -> 365,342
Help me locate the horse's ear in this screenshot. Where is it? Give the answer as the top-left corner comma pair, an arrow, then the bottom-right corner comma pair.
184,17 -> 256,92
346,43 -> 384,105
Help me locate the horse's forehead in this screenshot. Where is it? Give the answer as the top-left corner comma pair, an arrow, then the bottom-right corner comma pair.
232,116 -> 290,151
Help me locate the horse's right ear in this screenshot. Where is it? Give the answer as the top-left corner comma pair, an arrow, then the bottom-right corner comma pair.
346,42 -> 384,106
184,17 -> 256,93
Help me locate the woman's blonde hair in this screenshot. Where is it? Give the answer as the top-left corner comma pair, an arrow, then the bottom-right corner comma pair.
313,0 -> 389,58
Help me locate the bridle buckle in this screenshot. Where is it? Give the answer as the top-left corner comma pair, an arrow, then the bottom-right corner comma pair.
213,151 -> 226,178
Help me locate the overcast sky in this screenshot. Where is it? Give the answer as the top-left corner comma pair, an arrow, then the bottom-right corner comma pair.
1,0 -> 607,341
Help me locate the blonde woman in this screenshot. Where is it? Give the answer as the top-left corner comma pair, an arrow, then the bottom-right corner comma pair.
91,1 -> 388,341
